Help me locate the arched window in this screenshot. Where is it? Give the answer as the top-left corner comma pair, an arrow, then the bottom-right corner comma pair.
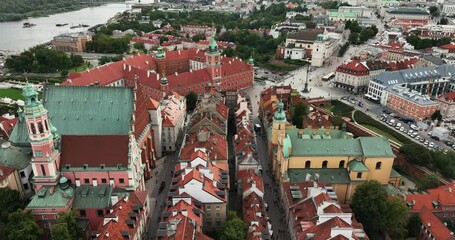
30,123 -> 36,134
322,161 -> 328,168
37,122 -> 44,134
305,161 -> 311,168
339,160 -> 345,168
375,162 -> 382,170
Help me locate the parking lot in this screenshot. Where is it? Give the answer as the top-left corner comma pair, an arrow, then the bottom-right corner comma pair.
342,95 -> 453,153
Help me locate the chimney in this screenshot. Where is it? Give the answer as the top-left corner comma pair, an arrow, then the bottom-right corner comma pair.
129,65 -> 131,72
123,64 -> 126,70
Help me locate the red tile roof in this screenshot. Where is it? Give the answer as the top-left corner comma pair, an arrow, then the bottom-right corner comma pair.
202,176 -> 226,202
95,191 -> 147,240
183,169 -> 204,185
0,117 -> 18,140
180,132 -> 228,161
131,37 -> 159,45
134,83 -> 152,139
420,208 -> 454,240
301,217 -> 352,239
190,150 -> 207,161
323,204 -> 343,214
146,98 -> 160,110
160,216 -> 213,240
238,169 -> 264,194
440,43 -> 455,50
165,200 -> 203,228
314,193 -> 333,206
0,165 -> 15,182
405,184 -> 455,212
65,54 -> 155,86
61,135 -> 129,168
445,92 -> 455,101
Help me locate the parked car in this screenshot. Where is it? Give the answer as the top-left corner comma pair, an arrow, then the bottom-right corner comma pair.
420,138 -> 425,143
159,181 -> 166,193
395,123 -> 402,129
388,119 -> 396,125
399,127 -> 405,132
383,109 -> 392,114
407,130 -> 413,136
430,135 -> 440,141
443,140 -> 453,146
410,124 -> 418,130
415,136 -> 420,141
412,132 -> 418,137
424,141 -> 429,145
429,142 -> 434,148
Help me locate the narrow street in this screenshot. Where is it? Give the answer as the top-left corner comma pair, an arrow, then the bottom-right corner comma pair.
145,151 -> 180,240
255,119 -> 291,240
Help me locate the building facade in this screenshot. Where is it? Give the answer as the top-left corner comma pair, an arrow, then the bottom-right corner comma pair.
64,39 -> 254,101
334,59 -> 389,93
367,64 -> 454,101
268,102 -> 395,203
161,92 -> 186,153
382,86 -> 439,121
0,165 -> 24,197
52,33 -> 92,53
435,92 -> 455,117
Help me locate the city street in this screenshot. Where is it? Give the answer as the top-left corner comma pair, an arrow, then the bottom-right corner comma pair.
146,151 -> 180,240
255,124 -> 291,240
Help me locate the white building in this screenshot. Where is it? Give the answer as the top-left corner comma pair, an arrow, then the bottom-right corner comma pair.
367,64 -> 455,101
311,33 -> 342,67
384,7 -> 431,22
443,1 -> 455,15
161,92 -> 186,153
148,98 -> 163,158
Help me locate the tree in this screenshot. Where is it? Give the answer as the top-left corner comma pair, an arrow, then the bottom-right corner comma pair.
0,188 -> 22,238
133,42 -> 144,50
331,115 -> 344,128
429,6 -> 439,17
7,210 -> 42,240
349,32 -> 359,45
291,102 -> 309,128
159,36 -> 169,44
70,54 -> 84,67
191,34 -> 205,42
384,198 -> 408,240
55,210 -> 82,240
185,91 -> 198,113
416,174 -> 441,191
219,211 -> 245,240
344,20 -> 352,30
51,223 -> 71,240
399,143 -> 432,166
431,110 -> 442,121
439,17 -> 449,25
351,180 -> 388,235
407,214 -> 421,237
222,47 -> 235,57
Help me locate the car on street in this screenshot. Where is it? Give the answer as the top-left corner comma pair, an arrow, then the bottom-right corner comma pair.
420,138 -> 425,143
429,142 -> 434,148
395,123 -> 402,129
383,109 -> 392,114
410,124 -> 418,130
412,132 -> 418,138
415,136 -> 420,141
159,181 -> 165,193
399,127 -> 405,132
388,119 -> 395,125
407,130 -> 413,136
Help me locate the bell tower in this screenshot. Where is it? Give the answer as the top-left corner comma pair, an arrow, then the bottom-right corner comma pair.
156,45 -> 166,74
23,84 -> 61,190
271,100 -> 287,146
205,35 -> 222,84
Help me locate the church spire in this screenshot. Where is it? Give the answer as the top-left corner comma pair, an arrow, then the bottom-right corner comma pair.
274,100 -> 286,122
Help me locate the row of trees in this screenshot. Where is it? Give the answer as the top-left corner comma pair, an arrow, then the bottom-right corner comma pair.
405,35 -> 451,50
346,21 -> 378,45
400,142 -> 455,179
290,102 -> 310,128
5,46 -> 84,73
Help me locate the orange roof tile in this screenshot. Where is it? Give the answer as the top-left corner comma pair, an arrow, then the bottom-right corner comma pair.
420,208 -> 454,240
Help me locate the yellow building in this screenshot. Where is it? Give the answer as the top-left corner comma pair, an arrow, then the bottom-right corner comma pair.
269,101 -> 395,203
0,165 -> 24,197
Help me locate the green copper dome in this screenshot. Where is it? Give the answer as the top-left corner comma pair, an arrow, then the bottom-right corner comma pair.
274,100 -> 286,122
22,83 -> 38,98
208,36 -> 219,54
161,72 -> 168,85
156,46 -> 165,58
248,55 -> 254,65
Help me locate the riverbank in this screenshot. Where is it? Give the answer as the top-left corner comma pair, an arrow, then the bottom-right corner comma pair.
0,0 -> 125,22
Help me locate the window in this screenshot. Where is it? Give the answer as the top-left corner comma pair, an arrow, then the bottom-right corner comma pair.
216,213 -> 221,218
35,150 -> 43,157
20,171 -> 25,178
305,161 -> 311,168
84,179 -> 89,184
206,205 -> 211,211
375,162 -> 382,170
322,161 -> 328,168
23,183 -> 29,190
40,165 -> 46,176
357,172 -> 363,179
119,178 -> 125,184
206,213 -> 211,218
97,210 -> 104,217
339,160 -> 345,168
216,205 -> 221,211
37,122 -> 44,134
101,178 -> 107,184
30,123 -> 36,134
80,210 -> 86,217
216,221 -> 222,226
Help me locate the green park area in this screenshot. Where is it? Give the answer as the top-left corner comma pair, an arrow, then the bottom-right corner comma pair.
0,88 -> 24,100
360,124 -> 403,145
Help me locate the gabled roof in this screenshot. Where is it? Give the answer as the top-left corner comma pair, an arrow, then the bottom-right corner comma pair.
0,117 -> 17,140
287,29 -> 324,41
301,217 -> 352,239
180,132 -> 228,161
61,135 -> 129,168
43,86 -> 134,135
406,183 -> 455,212
94,191 -> 148,240
65,54 -> 155,86
420,208 -> 454,240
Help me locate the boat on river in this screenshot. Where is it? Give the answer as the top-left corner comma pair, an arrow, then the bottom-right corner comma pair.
23,19 -> 36,28
56,23 -> 68,27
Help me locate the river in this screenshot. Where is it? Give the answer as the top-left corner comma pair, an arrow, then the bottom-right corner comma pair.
0,0 -> 155,52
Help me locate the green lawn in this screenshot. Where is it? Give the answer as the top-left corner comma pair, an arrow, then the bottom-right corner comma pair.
361,124 -> 403,145
0,88 -> 24,100
68,63 -> 91,73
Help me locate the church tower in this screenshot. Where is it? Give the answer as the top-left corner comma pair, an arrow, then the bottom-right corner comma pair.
156,45 -> 166,74
271,100 -> 287,146
22,84 -> 61,190
311,34 -> 326,67
205,36 -> 222,85
160,70 -> 169,91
